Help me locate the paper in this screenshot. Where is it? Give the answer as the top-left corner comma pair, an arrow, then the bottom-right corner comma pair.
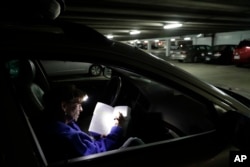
88,102 -> 131,135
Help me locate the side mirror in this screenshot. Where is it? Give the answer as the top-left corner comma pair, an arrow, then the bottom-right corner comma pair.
103,67 -> 112,78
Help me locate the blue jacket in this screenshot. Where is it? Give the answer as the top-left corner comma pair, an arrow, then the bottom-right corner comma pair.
48,121 -> 123,156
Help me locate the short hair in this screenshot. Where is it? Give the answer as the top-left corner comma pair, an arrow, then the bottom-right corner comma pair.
43,84 -> 85,112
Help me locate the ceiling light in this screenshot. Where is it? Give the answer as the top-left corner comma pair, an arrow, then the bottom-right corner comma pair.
184,37 -> 191,40
163,23 -> 182,29
106,34 -> 113,39
132,40 -> 141,44
130,30 -> 141,35
197,33 -> 203,37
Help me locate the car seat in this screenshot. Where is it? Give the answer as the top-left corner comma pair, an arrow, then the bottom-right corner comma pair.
13,60 -> 45,119
5,59 -> 49,165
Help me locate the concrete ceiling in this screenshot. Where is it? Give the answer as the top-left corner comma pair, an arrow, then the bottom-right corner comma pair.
1,0 -> 250,42
59,0 -> 250,41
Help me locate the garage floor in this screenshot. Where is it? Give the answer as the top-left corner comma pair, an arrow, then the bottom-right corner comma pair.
166,60 -> 250,99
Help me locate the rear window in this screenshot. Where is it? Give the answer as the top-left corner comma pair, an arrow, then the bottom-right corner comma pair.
213,45 -> 226,51
237,40 -> 250,48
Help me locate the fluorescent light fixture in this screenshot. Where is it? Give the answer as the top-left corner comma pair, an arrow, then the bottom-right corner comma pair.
163,23 -> 182,29
170,38 -> 175,41
184,37 -> 191,40
130,30 -> 141,35
136,40 -> 141,44
106,34 -> 113,39
197,33 -> 203,37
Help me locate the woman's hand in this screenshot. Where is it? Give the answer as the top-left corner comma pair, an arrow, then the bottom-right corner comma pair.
113,112 -> 125,127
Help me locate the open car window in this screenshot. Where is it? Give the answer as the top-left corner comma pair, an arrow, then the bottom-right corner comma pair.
7,58 -> 227,163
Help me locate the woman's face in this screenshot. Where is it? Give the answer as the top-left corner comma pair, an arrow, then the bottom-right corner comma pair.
62,98 -> 83,122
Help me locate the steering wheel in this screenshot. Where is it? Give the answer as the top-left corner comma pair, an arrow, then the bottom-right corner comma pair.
101,76 -> 122,106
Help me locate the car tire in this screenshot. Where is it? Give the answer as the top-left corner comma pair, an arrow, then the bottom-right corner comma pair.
89,64 -> 102,76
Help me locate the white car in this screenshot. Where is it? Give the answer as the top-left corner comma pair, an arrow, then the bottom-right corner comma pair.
41,60 -> 103,77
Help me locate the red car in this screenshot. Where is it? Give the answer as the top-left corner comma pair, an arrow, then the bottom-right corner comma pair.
233,39 -> 250,66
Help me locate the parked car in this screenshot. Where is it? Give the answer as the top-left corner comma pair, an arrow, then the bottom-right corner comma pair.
233,39 -> 250,66
204,45 -> 237,64
1,21 -> 250,167
170,45 -> 211,63
40,60 -> 103,77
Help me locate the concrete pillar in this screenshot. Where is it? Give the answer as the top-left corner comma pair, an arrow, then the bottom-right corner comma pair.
165,39 -> 171,58
147,40 -> 152,53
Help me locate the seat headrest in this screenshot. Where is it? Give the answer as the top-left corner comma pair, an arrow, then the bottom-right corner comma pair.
18,60 -> 36,85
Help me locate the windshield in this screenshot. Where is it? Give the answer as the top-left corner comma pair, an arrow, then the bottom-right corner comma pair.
212,45 -> 226,51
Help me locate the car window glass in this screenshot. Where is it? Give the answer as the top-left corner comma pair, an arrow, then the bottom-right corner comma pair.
230,46 -> 235,51
200,46 -> 206,50
238,40 -> 250,48
5,60 -> 20,78
218,45 -> 226,51
109,66 -> 216,139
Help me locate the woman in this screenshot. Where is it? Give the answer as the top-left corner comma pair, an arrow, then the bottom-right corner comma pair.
40,85 -> 125,162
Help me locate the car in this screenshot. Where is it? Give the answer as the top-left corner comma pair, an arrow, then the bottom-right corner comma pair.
233,39 -> 250,66
2,22 -> 250,167
170,45 -> 211,63
204,45 -> 237,64
40,60 -> 103,77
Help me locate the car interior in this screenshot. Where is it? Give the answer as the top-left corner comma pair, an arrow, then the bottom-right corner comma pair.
4,58 -> 250,166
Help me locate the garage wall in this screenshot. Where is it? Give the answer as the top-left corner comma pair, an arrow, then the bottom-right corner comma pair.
240,33 -> 250,40
193,37 -> 212,46
214,30 -> 250,45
